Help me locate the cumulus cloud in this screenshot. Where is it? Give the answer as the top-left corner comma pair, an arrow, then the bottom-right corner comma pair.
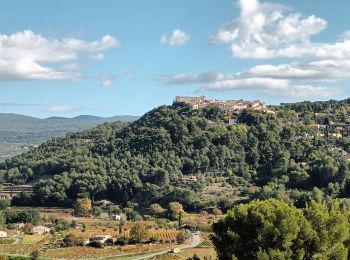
161,29 -> 190,46
212,0 -> 328,59
158,0 -> 349,100
160,71 -> 342,99
0,30 -> 119,81
47,105 -> 81,113
203,79 -> 340,99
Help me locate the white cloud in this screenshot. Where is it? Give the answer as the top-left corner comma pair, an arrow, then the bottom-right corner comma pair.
160,29 -> 190,46
0,102 -> 43,107
245,60 -> 350,82
100,74 -> 116,87
159,63 -> 346,99
158,0 -> 349,100
212,0 -> 328,59
158,72 -> 233,85
99,69 -> 132,87
47,105 -> 81,113
0,30 -> 119,81
202,78 -> 340,99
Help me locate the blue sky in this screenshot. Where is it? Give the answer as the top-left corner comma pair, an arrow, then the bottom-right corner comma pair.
0,0 -> 349,118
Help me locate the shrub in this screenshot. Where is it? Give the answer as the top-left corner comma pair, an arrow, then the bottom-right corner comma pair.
63,233 -> 85,247
176,232 -> 187,244
149,236 -> 158,243
0,199 -> 10,210
115,236 -> 129,246
89,241 -> 104,248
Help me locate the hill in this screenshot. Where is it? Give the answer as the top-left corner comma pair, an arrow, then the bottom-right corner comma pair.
0,98 -> 350,212
0,113 -> 139,160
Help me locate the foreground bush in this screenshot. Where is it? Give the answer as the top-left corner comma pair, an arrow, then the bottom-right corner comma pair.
211,199 -> 350,260
63,233 -> 85,247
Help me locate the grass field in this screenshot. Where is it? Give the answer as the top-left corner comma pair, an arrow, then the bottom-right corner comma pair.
42,244 -> 173,259
154,247 -> 217,260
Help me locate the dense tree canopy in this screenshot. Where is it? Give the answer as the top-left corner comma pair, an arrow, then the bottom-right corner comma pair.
0,99 -> 349,211
212,199 -> 350,260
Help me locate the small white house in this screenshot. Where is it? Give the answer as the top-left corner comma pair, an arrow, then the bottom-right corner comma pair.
107,214 -> 121,221
0,231 -> 7,237
90,234 -> 112,243
32,225 -> 50,235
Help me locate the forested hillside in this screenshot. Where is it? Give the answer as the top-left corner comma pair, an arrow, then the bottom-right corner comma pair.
0,99 -> 349,211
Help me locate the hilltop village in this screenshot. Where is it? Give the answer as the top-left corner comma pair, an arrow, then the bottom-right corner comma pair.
174,96 -> 275,114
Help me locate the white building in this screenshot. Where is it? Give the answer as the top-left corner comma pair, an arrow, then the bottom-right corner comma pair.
0,231 -> 7,237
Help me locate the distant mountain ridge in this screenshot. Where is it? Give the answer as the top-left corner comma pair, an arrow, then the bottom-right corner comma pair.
0,113 -> 139,160
0,113 -> 138,121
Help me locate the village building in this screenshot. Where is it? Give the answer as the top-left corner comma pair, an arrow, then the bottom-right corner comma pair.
95,200 -> 113,209
107,214 -> 122,221
32,225 -> 50,235
174,96 -> 274,114
0,231 -> 7,237
90,234 -> 112,244
15,223 -> 25,230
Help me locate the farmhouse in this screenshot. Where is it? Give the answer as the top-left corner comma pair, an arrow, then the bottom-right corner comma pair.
95,199 -> 114,209
90,234 -> 112,244
0,231 -> 7,237
32,225 -> 50,235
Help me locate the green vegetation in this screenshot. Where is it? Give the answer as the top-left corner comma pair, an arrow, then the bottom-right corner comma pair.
74,198 -> 92,217
0,98 -> 349,214
2,208 -> 40,225
212,199 -> 350,259
0,113 -> 138,161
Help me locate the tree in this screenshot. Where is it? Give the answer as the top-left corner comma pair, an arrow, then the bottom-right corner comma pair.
0,199 -> 11,210
4,209 -> 40,224
212,199 -> 350,259
211,199 -> 315,259
176,232 -> 188,244
63,233 -> 85,247
130,222 -> 148,243
149,203 -> 165,217
303,201 -> 350,259
0,199 -> 10,210
92,206 -> 102,218
18,209 -> 40,224
74,198 -> 92,217
168,202 -> 185,220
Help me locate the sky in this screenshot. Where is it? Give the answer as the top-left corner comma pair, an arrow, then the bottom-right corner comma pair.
0,0 -> 350,118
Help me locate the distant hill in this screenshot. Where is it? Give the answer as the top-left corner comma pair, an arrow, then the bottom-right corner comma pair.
0,113 -> 139,160
1,98 -> 349,211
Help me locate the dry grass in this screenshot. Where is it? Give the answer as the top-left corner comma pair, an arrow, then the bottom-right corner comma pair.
43,244 -> 174,259
178,247 -> 217,259
0,244 -> 42,255
153,248 -> 217,260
